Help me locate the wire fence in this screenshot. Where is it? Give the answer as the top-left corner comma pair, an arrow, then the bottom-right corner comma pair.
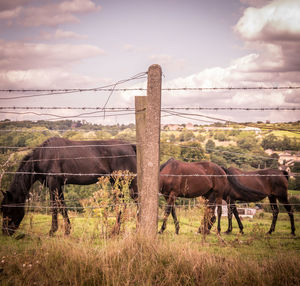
1,72 -> 299,239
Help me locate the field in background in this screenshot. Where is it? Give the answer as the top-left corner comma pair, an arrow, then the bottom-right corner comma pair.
1,208 -> 300,285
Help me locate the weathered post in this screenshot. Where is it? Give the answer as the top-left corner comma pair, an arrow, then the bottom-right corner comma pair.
135,64 -> 162,237
135,96 -> 147,219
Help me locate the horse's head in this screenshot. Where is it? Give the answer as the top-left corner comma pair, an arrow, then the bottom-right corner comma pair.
1,190 -> 25,235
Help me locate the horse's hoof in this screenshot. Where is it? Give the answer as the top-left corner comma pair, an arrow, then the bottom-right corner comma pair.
291,232 -> 296,236
224,230 -> 231,235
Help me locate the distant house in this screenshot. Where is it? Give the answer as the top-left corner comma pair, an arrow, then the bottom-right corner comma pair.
185,123 -> 196,130
278,151 -> 300,166
243,126 -> 261,134
214,200 -> 257,218
163,124 -> 182,131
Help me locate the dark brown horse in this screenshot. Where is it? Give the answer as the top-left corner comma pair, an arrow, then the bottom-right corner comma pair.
1,137 -> 137,236
159,158 -> 265,235
222,167 -> 295,235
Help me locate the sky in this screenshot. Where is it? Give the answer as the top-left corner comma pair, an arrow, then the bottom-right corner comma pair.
0,0 -> 299,125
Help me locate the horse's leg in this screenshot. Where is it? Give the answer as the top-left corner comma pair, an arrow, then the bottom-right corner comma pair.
216,197 -> 222,234
159,193 -> 175,234
267,196 -> 279,235
171,205 -> 180,234
225,203 -> 233,234
58,187 -> 71,235
231,204 -> 244,234
278,197 -> 295,235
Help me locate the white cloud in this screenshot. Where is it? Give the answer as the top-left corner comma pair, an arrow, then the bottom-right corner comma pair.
0,40 -> 104,71
41,29 -> 88,40
0,39 -> 106,89
0,0 -> 101,27
236,0 -> 300,41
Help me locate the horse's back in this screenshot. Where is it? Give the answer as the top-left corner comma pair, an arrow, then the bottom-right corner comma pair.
32,137 -> 136,184
228,167 -> 288,196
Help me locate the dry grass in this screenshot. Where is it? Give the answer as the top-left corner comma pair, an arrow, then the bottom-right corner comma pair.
1,233 -> 300,286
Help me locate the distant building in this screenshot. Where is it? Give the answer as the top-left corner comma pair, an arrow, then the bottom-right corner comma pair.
278,151 -> 300,166
185,123 -> 196,130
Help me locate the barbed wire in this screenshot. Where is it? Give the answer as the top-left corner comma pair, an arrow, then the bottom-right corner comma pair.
6,154 -> 137,164
162,110 -> 300,134
3,200 -> 300,209
0,72 -> 147,101
1,106 -> 300,111
1,170 -> 299,177
0,110 -> 138,121
163,107 -> 300,111
1,85 -> 299,93
0,142 -> 136,150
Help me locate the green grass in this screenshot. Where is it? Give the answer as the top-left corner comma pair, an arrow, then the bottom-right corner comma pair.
1,209 -> 300,285
270,130 -> 300,139
289,190 -> 300,196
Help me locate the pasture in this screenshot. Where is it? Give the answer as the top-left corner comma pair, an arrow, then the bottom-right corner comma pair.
1,206 -> 300,286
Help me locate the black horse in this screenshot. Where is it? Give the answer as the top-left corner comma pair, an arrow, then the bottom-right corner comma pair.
222,167 -> 295,235
1,137 -> 137,236
159,158 -> 265,235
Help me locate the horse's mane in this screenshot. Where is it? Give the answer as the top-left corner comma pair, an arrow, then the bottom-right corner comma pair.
160,158 -> 175,171
17,152 -> 34,172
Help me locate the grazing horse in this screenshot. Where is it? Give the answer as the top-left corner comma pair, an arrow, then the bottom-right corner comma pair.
222,167 -> 295,235
159,158 -> 265,235
1,137 -> 137,236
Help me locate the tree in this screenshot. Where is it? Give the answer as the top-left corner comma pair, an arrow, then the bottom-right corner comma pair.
180,142 -> 205,162
237,136 -> 258,151
261,134 -> 279,150
205,139 -> 215,154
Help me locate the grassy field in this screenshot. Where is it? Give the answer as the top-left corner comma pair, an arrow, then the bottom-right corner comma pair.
1,208 -> 300,286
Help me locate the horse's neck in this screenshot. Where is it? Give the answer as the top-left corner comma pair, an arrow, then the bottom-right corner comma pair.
9,155 -> 35,201
9,173 -> 35,202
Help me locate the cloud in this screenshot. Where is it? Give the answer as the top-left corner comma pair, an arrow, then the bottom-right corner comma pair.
0,6 -> 22,20
41,29 -> 88,40
0,40 -> 104,71
0,0 -> 101,27
0,39 -> 105,89
235,0 -> 300,73
236,0 -> 300,41
152,0 -> 300,119
0,68 -> 102,89
239,0 -> 272,8
0,0 -> 31,11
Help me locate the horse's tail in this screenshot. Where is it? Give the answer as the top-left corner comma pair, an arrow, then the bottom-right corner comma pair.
160,158 -> 175,171
222,167 -> 266,202
131,144 -> 137,154
281,170 -> 289,181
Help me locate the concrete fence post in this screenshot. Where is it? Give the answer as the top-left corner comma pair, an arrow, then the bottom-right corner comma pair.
135,64 -> 162,237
